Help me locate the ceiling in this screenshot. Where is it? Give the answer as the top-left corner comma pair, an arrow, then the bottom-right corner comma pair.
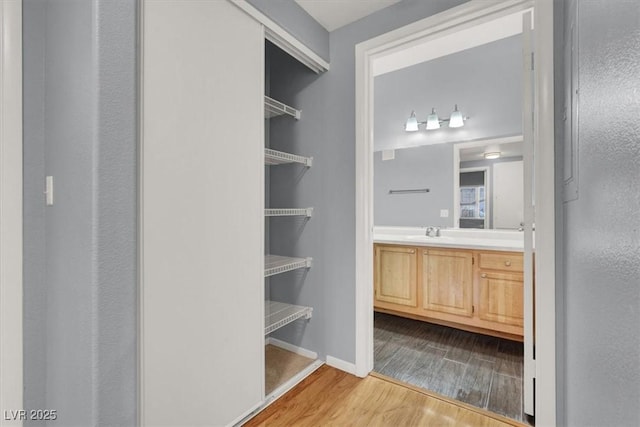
295,0 -> 401,32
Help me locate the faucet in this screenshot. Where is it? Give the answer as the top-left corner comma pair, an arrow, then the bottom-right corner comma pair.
425,226 -> 441,237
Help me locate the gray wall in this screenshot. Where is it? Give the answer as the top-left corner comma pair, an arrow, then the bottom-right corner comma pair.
374,144 -> 455,227
22,0 -> 47,417
559,0 -> 640,426
23,0 -> 137,425
247,0 -> 329,62
374,34 -> 522,151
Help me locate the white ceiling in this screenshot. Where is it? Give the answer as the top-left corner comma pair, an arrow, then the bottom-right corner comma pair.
295,0 -> 401,32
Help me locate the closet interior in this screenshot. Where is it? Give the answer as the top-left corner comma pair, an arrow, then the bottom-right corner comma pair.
263,41 -> 324,399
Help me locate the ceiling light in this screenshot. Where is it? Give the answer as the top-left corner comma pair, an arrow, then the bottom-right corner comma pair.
404,110 -> 419,132
403,105 -> 467,132
483,144 -> 501,159
448,104 -> 464,128
425,108 -> 440,130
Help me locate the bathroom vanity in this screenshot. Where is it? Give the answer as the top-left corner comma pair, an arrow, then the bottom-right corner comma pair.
374,227 -> 526,340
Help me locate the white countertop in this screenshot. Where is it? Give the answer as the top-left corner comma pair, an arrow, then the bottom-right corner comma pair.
374,226 -> 525,252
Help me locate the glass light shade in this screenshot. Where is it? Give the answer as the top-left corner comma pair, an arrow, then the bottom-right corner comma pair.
484,152 -> 501,159
426,108 -> 440,130
405,111 -> 419,132
448,105 -> 464,128
484,144 -> 501,159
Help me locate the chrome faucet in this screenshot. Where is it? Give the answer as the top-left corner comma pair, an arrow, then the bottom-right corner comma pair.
425,226 -> 441,237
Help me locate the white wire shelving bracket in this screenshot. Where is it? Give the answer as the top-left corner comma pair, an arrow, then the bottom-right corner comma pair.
265,208 -> 313,218
265,148 -> 313,167
265,300 -> 313,335
264,96 -> 301,120
265,254 -> 312,277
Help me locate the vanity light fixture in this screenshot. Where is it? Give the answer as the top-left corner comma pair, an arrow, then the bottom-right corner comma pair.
404,105 -> 468,132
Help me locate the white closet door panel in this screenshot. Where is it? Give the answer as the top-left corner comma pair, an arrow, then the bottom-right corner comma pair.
493,161 -> 524,229
141,1 -> 264,426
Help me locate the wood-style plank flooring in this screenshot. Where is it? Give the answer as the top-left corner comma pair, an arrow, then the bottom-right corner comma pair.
246,364 -> 526,427
374,313 -> 531,424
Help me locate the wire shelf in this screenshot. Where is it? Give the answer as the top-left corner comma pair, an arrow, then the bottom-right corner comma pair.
265,300 -> 313,335
265,208 -> 313,218
264,96 -> 301,120
265,148 -> 313,167
265,255 -> 312,277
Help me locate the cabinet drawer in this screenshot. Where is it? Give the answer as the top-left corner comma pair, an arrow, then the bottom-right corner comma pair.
478,252 -> 523,272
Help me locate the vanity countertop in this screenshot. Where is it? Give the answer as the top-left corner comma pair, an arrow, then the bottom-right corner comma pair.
373,226 -> 525,252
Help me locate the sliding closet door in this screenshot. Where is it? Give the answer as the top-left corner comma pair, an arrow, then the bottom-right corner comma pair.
140,1 -> 264,426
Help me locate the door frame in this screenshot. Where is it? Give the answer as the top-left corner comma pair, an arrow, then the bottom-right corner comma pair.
354,0 -> 556,425
0,0 -> 24,423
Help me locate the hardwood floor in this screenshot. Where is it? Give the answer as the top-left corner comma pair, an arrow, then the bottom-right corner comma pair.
374,313 -> 531,424
246,364 -> 526,427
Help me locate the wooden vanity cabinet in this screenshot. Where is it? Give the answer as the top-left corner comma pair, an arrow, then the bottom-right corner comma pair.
374,243 -> 525,339
420,249 -> 473,318
477,251 -> 524,328
374,245 -> 418,310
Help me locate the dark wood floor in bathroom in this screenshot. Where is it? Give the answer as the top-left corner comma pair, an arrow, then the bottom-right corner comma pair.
374,312 -> 532,424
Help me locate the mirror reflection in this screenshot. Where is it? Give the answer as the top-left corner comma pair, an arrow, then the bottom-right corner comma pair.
373,33 -> 525,230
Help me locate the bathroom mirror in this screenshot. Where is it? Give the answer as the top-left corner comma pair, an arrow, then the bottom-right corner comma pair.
374,138 -> 524,230
372,33 -> 525,230
454,138 -> 524,229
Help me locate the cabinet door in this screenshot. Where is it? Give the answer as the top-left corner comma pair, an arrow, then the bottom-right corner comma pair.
374,245 -> 417,308
141,1 -> 264,425
421,249 -> 473,317
479,272 -> 524,327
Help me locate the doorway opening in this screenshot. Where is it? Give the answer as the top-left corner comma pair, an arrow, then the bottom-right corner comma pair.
355,1 -> 556,425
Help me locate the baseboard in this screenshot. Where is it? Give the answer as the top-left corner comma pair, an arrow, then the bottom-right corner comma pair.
265,337 -> 318,360
325,355 -> 357,375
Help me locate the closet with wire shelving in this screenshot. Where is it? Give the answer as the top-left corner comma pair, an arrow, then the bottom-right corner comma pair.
262,40 -> 326,398
139,1 -> 329,425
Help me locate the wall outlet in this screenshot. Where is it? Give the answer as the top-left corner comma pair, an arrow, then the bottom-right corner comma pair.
440,209 -> 449,218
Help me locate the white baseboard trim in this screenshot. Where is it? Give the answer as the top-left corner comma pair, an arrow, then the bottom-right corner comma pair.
266,337 -> 318,360
326,355 -> 357,376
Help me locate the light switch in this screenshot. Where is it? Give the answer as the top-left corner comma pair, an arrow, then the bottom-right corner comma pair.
45,176 -> 54,206
440,209 -> 449,218
381,149 -> 395,161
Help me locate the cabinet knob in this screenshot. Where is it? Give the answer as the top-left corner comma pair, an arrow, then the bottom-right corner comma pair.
481,273 -> 487,278
504,260 -> 512,266
409,249 -> 415,254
